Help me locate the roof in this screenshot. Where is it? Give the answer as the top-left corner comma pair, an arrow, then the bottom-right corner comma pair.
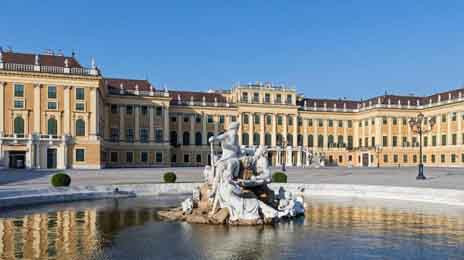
0,51 -> 82,68
299,98 -> 360,109
105,78 -> 153,91
169,90 -> 227,104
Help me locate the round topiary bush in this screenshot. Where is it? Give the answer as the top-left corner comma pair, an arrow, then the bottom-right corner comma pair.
163,172 -> 177,183
272,172 -> 287,183
51,173 -> 71,187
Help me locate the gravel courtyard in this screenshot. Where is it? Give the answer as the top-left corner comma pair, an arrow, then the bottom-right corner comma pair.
0,166 -> 463,190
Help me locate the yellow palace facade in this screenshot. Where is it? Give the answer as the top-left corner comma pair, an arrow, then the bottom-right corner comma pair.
1,49 -> 463,169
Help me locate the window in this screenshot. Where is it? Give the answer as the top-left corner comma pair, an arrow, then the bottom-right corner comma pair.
265,133 -> 272,146
318,135 -> 324,148
383,154 -> 388,163
371,137 -> 375,147
298,135 -> 303,146
403,154 -> 408,163
195,132 -> 202,145
46,101 -> 57,110
382,136 -> 388,146
156,107 -> 162,116
183,132 -> 190,145
347,136 -> 353,148
183,116 -> 189,123
288,116 -> 293,126
48,86 -> 56,99
242,92 -> 248,102
328,135 -> 334,147
413,155 -> 417,163
393,154 -> 398,163
140,128 -> 149,143
155,129 -> 163,143
171,117 -> 176,122
328,120 -> 333,127
254,114 -> 260,124
392,118 -> 397,125
382,117 -> 387,124
423,136 -> 428,147
253,92 -> 259,103
196,154 -> 202,163
286,94 -> 292,104
364,120 -> 368,126
242,133 -> 249,145
127,152 -> 133,163
141,152 -> 148,162
111,128 -> 119,141
432,135 -> 437,146
452,112 -> 457,121
75,103 -> 85,111
141,106 -> 148,115
276,94 -> 282,103
431,154 -> 436,163
231,116 -> 237,122
265,93 -> 270,103
184,154 -> 190,163
110,152 -> 118,162
423,155 -> 427,163
338,156 -> 343,163
126,128 -> 134,142
75,119 -> 85,136
277,116 -> 282,125
402,118 -> 407,125
47,118 -> 57,135
219,115 -> 225,124
126,105 -> 133,115
338,120 -> 343,127
14,100 -> 24,109
441,114 -> 447,123
441,154 -> 445,163
14,84 -> 24,97
266,115 -> 272,125
76,149 -> 85,162
452,134 -> 457,145
276,134 -> 283,146
75,88 -> 85,100
156,152 -> 163,163
451,154 -> 456,163
462,153 -> 464,163
308,135 -> 314,147
207,132 -> 214,143
207,115 -> 213,123
337,135 -> 343,146
14,117 -> 24,134
441,135 -> 447,146
348,120 -> 352,128
111,104 -> 118,113
392,136 -> 398,147
196,116 -> 201,123
308,119 -> 313,127
287,134 -> 293,146
253,133 -> 260,145
318,120 -> 323,127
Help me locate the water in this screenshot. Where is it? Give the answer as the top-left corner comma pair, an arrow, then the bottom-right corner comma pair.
1,196 -> 464,260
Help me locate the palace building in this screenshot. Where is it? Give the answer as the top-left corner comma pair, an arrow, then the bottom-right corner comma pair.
0,49 -> 463,169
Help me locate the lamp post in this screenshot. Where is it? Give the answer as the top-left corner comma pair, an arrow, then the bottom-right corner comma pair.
281,137 -> 287,172
408,113 -> 435,180
375,145 -> 382,168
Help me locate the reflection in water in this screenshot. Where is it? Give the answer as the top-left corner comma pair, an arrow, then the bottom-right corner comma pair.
0,197 -> 464,259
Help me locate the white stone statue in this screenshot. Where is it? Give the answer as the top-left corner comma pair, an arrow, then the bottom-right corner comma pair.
181,198 -> 194,214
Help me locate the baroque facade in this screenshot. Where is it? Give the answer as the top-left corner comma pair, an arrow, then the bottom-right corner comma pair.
1,49 -> 464,169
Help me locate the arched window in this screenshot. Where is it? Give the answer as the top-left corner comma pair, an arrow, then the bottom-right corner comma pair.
48,118 -> 57,136
297,134 -> 303,146
287,134 -> 293,146
276,134 -> 283,146
253,133 -> 260,146
265,133 -> 272,146
170,131 -> 177,145
242,133 -> 249,145
308,135 -> 314,147
195,132 -> 202,145
317,135 -> 324,148
75,119 -> 85,136
14,116 -> 24,135
328,135 -> 334,147
183,132 -> 190,145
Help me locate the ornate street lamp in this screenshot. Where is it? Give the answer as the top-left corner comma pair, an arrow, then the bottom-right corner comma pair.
282,137 -> 287,172
375,145 -> 382,168
408,113 -> 435,180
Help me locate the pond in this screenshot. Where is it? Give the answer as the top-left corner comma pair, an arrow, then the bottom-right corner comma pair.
1,195 -> 464,260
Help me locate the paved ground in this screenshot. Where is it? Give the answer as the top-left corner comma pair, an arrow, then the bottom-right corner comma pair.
0,166 -> 463,190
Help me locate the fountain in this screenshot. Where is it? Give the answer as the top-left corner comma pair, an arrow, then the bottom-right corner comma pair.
158,122 -> 305,225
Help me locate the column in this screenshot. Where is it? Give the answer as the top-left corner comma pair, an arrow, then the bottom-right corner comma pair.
283,114 -> 288,145
260,113 -> 265,145
375,117 -> 381,146
398,118 -> 403,147
293,115 -> 298,147
163,105 -> 170,143
354,120 -> 359,148
361,120 -> 366,147
0,82 -> 4,134
149,106 -> 155,142
303,118 -> 308,147
249,113 -> 254,146
323,119 -> 328,148
190,114 -> 195,145
33,84 -> 41,133
271,114 -> 277,147
214,115 -> 219,136
276,147 -> 281,166
436,115 -> 441,145
63,86 -> 71,135
387,117 -> 392,147
297,146 -> 302,167
202,112 -> 207,145
238,113 -> 242,145
447,112 -> 451,146
134,105 -> 140,142
119,105 -> 125,141
89,88 -> 97,137
343,120 -> 348,147
177,113 -> 182,144
458,111 -> 463,144
313,119 -> 318,151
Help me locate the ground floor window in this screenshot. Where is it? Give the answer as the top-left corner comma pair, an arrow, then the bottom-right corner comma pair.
403,154 -> 408,163
451,154 -> 456,163
196,154 -> 202,163
431,154 -> 436,163
383,154 -> 388,163
338,155 -> 342,163
393,154 -> 398,163
462,153 -> 464,163
127,152 -> 133,163
111,152 -> 118,162
348,155 -> 352,161
184,154 -> 189,163
171,154 -> 176,163
141,152 -> 148,162
441,154 -> 445,163
156,152 -> 163,163
413,155 -> 417,163
76,149 -> 85,162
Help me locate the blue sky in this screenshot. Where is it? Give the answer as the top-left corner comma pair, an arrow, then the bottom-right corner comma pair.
2,1 -> 463,99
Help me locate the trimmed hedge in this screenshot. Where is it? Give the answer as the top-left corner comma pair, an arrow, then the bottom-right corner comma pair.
163,172 -> 177,183
51,173 -> 71,187
272,172 -> 287,183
